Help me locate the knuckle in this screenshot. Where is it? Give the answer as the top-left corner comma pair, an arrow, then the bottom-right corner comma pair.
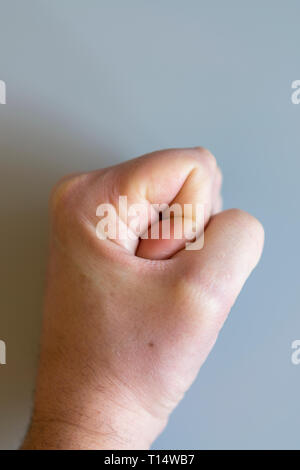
224,208 -> 265,264
198,272 -> 232,318
227,208 -> 265,245
193,146 -> 217,172
172,270 -> 223,314
170,270 -> 229,334
49,172 -> 86,218
215,166 -> 223,187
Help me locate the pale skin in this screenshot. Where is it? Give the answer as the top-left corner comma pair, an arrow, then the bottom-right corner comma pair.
21,147 -> 264,450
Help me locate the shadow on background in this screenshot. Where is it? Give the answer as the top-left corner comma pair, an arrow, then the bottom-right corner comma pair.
0,99 -> 116,449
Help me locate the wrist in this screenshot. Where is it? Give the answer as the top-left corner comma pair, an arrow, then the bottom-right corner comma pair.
22,360 -> 167,449
22,406 -> 165,450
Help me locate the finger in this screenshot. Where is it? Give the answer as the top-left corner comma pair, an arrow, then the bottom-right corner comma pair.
136,149 -> 221,259
91,147 -> 220,256
174,209 -> 264,324
212,194 -> 223,215
211,166 -> 223,215
136,162 -> 222,260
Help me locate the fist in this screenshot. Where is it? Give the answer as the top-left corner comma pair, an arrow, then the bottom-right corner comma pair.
23,147 -> 264,450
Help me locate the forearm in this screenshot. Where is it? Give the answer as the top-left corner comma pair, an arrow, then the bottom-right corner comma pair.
21,350 -> 166,450
21,406 -> 164,450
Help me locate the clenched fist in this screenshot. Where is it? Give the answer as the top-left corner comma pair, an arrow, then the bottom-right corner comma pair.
22,147 -> 264,450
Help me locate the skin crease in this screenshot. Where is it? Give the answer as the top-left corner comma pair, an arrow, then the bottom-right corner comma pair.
21,147 -> 264,450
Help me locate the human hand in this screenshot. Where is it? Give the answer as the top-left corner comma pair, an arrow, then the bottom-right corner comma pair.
22,147 -> 264,449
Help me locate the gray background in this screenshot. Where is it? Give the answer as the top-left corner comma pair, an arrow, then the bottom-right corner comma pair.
0,0 -> 299,450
